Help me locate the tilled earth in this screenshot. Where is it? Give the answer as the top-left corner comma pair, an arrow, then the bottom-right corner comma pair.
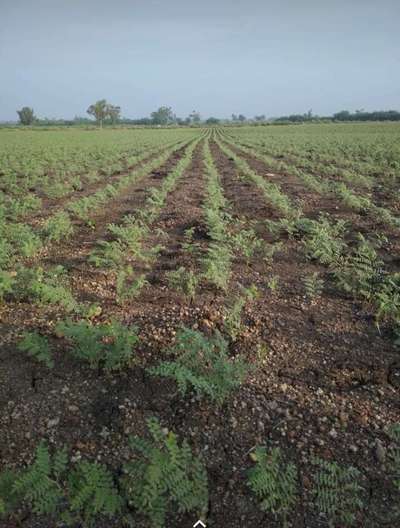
0,136 -> 399,527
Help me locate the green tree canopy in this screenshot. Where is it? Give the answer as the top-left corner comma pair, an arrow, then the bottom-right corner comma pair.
107,104 -> 121,124
151,106 -> 175,125
17,107 -> 35,125
87,99 -> 121,127
189,111 -> 201,123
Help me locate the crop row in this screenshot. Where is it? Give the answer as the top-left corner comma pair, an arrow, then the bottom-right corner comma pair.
218,132 -> 400,229
2,322 -> 400,527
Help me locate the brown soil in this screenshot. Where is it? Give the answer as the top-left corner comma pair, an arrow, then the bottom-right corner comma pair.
0,135 -> 399,527
27,143 -> 177,228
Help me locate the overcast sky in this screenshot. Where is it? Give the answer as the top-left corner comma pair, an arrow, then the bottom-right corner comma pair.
0,0 -> 399,120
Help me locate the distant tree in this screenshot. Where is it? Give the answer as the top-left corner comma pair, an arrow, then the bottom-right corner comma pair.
106,104 -> 121,124
333,110 -> 351,121
231,114 -> 238,122
17,107 -> 35,125
151,106 -> 175,125
254,115 -> 266,122
73,116 -> 92,125
205,117 -> 220,125
332,109 -> 400,122
87,99 -> 109,127
189,111 -> 201,124
238,114 -> 246,122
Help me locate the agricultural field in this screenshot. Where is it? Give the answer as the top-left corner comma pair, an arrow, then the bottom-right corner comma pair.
0,122 -> 400,527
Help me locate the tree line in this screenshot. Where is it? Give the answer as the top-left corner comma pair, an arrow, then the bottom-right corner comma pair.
15,102 -> 218,127
14,102 -> 400,126
274,109 -> 400,123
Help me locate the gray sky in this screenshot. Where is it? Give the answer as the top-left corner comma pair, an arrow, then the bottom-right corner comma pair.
1,0 -> 399,120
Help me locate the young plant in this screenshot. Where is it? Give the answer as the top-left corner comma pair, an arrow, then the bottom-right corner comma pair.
334,234 -> 383,300
17,332 -> 54,369
116,266 -> 148,304
304,215 -> 347,266
375,274 -> 400,326
0,270 -> 15,302
122,417 -> 208,528
303,272 -> 324,300
0,470 -> 20,517
181,226 -> 200,256
0,238 -> 12,269
89,240 -> 126,269
13,441 -> 68,515
0,442 -> 123,527
312,458 -> 364,527
223,285 -> 258,341
56,319 -> 139,371
167,266 -> 198,301
388,424 -> 400,491
202,243 -> 232,290
266,275 -> 280,292
247,446 -> 298,527
7,223 -> 42,258
148,328 -> 249,404
13,265 -> 79,313
231,227 -> 264,266
67,461 -> 123,526
42,211 -> 74,243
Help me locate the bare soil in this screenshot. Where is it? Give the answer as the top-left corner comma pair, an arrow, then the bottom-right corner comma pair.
0,136 -> 399,527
